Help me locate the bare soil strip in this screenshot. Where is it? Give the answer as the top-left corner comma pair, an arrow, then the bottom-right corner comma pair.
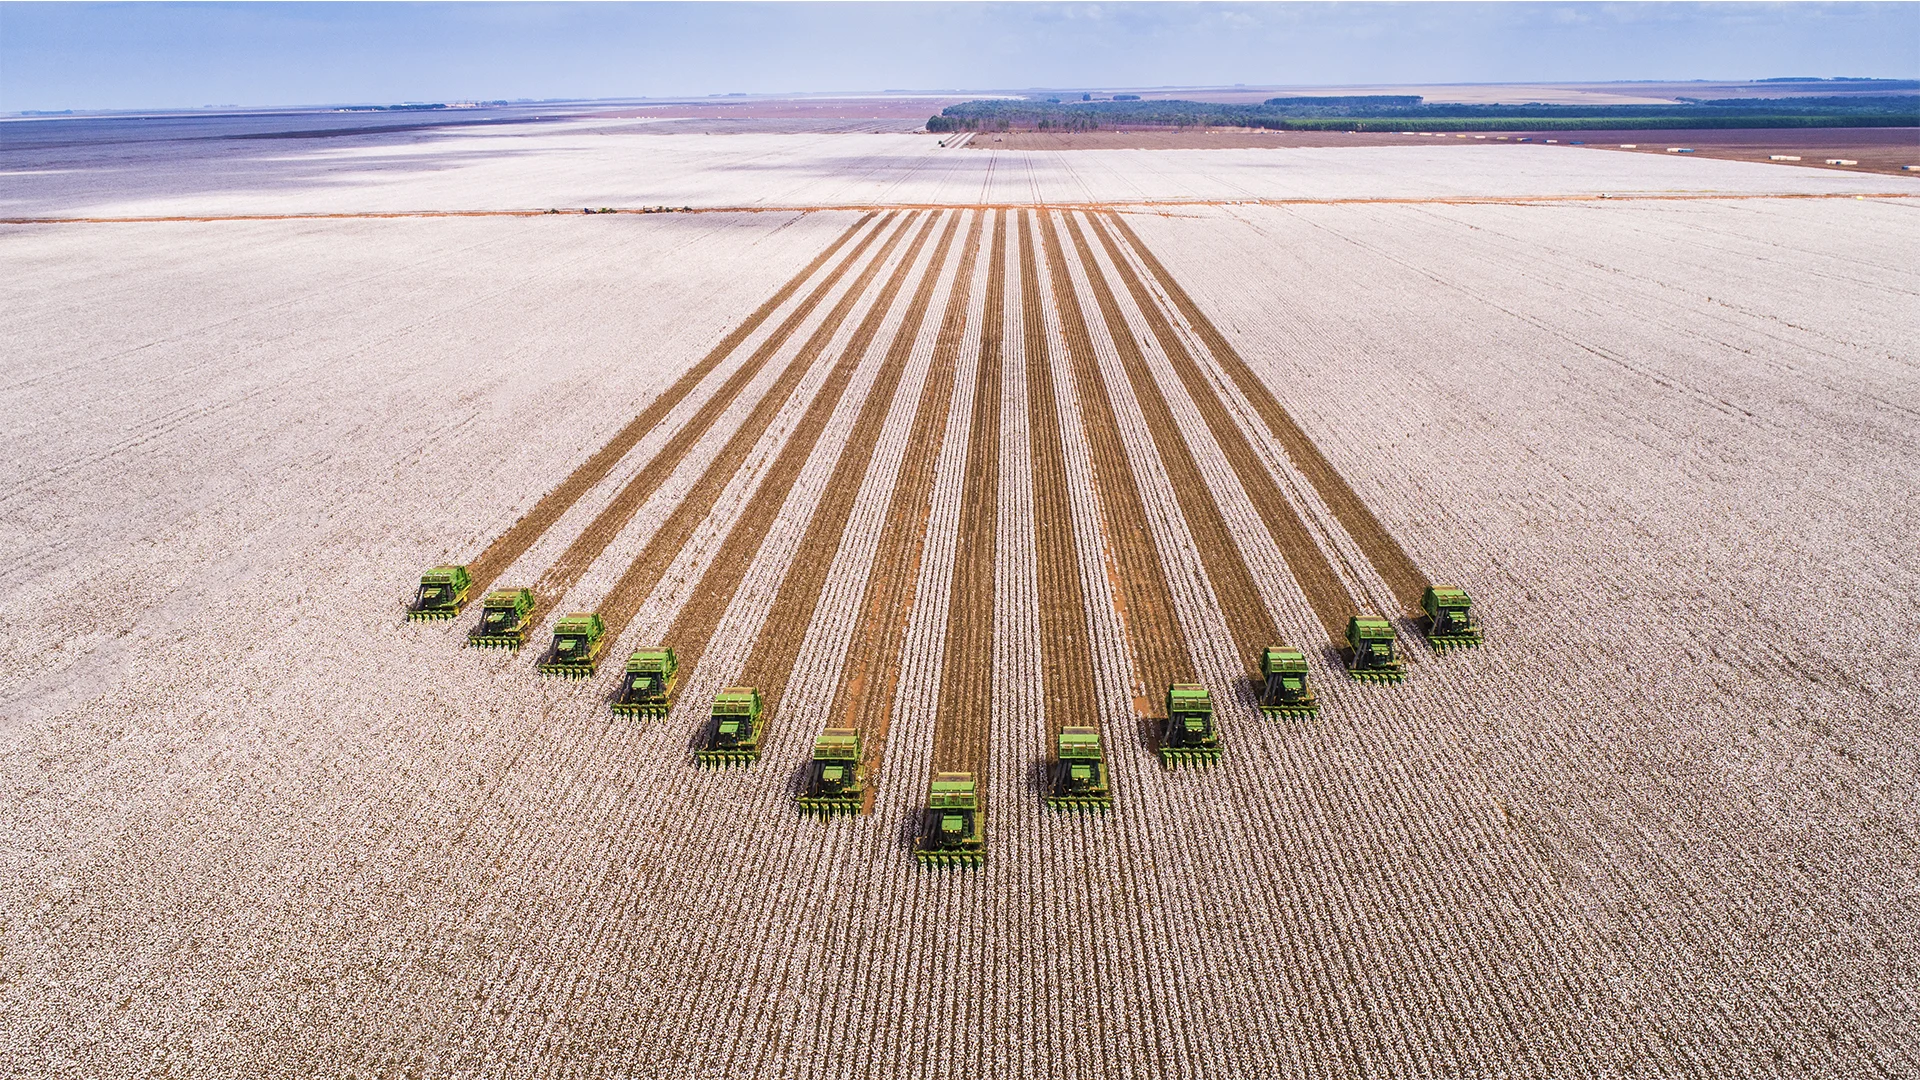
1017,213 -> 1102,742
526,212 -> 897,611
671,211 -> 952,705
1081,212 -> 1359,646
585,212 -> 919,645
460,211 -> 870,594
830,214 -> 985,805
931,210 -> 1007,776
1036,210 -> 1196,700
1106,212 -> 1431,617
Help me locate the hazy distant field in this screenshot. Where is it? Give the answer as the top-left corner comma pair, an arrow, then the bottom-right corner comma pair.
2,116 -> 1915,1078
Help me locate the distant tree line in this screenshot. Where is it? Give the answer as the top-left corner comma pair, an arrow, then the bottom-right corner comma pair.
925,92 -> 1920,133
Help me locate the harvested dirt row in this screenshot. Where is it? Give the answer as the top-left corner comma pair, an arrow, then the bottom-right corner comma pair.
462,212 -> 871,594
1081,212 -> 1359,647
526,212 -> 898,612
1017,213 -> 1101,741
1036,209 -> 1195,702
1057,211 -> 1283,669
586,213 -> 919,642
632,209 -> 938,680
710,212 -> 960,706
1106,211 -> 1431,616
930,210 -> 1007,777
829,213 -> 985,796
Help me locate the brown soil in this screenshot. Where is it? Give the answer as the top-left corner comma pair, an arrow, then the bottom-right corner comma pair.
1108,212 -> 1431,620
588,214 -> 917,642
721,213 -> 960,707
931,211 -> 1006,778
526,213 -> 895,612
1553,127 -> 1920,178
1018,215 -> 1100,744
462,211 -> 870,595
1082,213 -> 1358,647
830,214 -> 985,796
667,213 -> 944,700
1036,211 -> 1194,699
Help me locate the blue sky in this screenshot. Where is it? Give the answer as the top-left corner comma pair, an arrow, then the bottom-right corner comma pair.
3,2 -> 1916,112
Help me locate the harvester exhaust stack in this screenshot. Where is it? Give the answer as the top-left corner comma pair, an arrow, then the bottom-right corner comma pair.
696,687 -> 764,768
1258,646 -> 1318,716
612,647 -> 678,716
467,588 -> 535,649
1421,585 -> 1483,650
537,613 -> 606,678
1159,684 -> 1223,766
406,565 -> 472,621
1345,616 -> 1406,683
912,772 -> 984,867
796,727 -> 864,816
1046,726 -> 1111,810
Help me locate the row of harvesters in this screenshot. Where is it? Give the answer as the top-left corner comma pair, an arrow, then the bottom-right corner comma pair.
408,563 -> 1481,870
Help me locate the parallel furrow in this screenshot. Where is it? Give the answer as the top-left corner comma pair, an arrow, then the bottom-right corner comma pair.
527,212 -> 898,612
1105,211 -> 1431,616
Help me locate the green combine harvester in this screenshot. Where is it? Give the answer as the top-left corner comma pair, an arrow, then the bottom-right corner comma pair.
406,565 -> 471,621
1046,726 -> 1112,810
1345,616 -> 1405,683
912,772 -> 984,867
467,588 -> 535,649
1159,684 -> 1223,766
796,727 -> 864,816
696,686 -> 764,768
611,647 -> 678,716
536,613 -> 606,677
1421,585 -> 1483,650
1258,646 -> 1318,717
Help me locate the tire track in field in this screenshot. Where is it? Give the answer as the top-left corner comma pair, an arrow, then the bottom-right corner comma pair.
1016,212 -> 1100,741
521,212 -> 895,611
1056,211 -> 1286,669
668,211 -> 953,704
591,209 -> 929,661
1035,210 -> 1195,709
579,213 -> 917,645
931,209 -> 1006,777
460,212 -> 872,594
1081,211 -> 1362,647
1106,212 -> 1432,617
828,213 -> 985,808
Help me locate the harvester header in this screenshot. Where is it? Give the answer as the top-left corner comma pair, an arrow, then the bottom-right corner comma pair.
407,565 -> 472,621
1345,616 -> 1405,683
696,686 -> 765,767
797,727 -> 865,816
612,646 -> 679,716
913,772 -> 984,866
537,613 -> 607,678
1046,726 -> 1112,810
1421,585 -> 1482,650
1259,646 -> 1318,716
467,588 -> 535,649
1159,684 -> 1223,766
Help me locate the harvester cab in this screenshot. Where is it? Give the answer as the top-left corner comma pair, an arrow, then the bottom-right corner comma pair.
612,647 -> 679,716
537,613 -> 606,677
912,772 -> 984,867
1421,585 -> 1482,650
467,588 -> 535,649
1159,684 -> 1223,766
696,687 -> 764,767
1046,726 -> 1112,810
407,565 -> 472,621
1259,646 -> 1318,716
1345,616 -> 1405,683
796,727 -> 864,816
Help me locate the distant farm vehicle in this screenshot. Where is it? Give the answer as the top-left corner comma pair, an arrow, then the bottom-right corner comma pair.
796,727 -> 864,816
537,613 -> 606,677
407,565 -> 471,620
1258,646 -> 1319,716
1046,726 -> 1112,810
1421,586 -> 1482,650
912,772 -> 984,866
696,687 -> 764,767
467,588 -> 536,649
1159,684 -> 1222,766
1346,616 -> 1405,683
611,647 -> 678,716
